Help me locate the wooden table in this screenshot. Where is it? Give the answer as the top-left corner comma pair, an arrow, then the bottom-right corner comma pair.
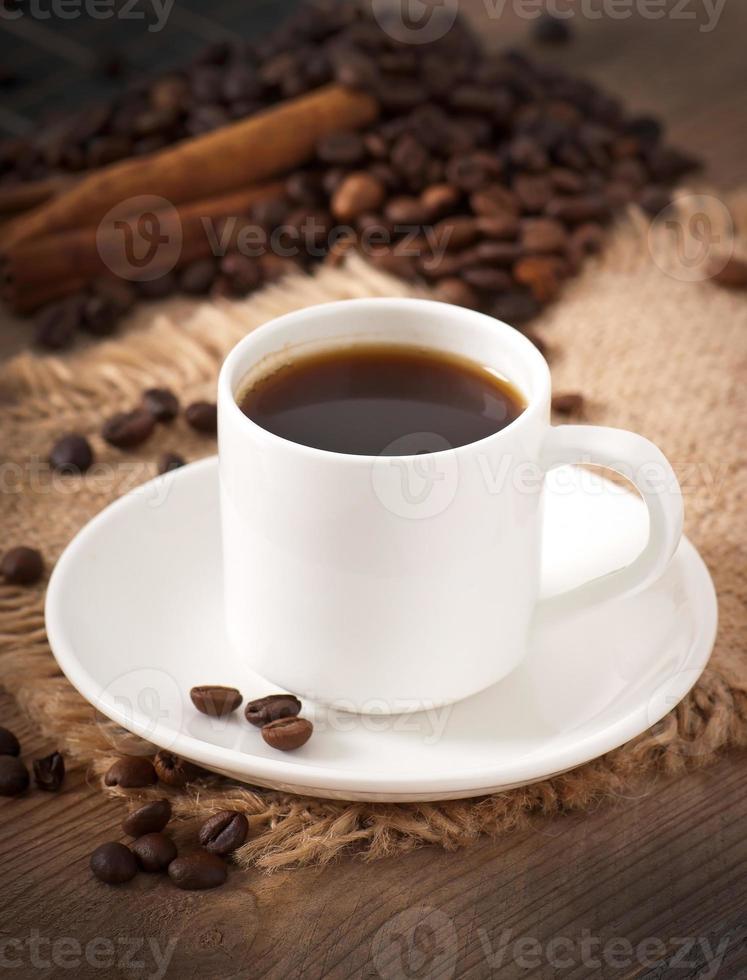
2,6 -> 747,978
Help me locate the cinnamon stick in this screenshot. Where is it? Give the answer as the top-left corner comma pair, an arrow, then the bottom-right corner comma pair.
5,84 -> 378,250
0,174 -> 77,218
1,182 -> 286,313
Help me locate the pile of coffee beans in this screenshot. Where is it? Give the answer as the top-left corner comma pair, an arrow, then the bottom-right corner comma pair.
191,685 -> 314,751
90,797 -> 249,889
18,0 -> 696,351
0,725 -> 65,796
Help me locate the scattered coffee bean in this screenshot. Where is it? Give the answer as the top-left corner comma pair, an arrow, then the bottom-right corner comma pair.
122,798 -> 172,838
34,301 -> 78,351
104,756 -> 158,788
168,851 -> 227,890
49,434 -> 94,474
244,694 -> 301,727
552,392 -> 585,415
0,755 -> 30,796
102,409 -> 156,449
157,452 -> 186,475
185,401 -> 218,435
198,810 -> 249,855
90,842 -> 138,884
190,685 -> 243,717
179,258 -> 217,295
0,726 -> 20,756
153,750 -> 203,788
533,13 -> 572,45
331,172 -> 386,222
1,546 -> 44,586
142,387 -> 179,424
261,716 -> 313,751
33,751 -> 65,791
131,832 -> 177,872
710,254 -> 747,289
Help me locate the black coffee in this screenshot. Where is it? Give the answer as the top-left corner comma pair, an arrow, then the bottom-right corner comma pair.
238,344 -> 525,456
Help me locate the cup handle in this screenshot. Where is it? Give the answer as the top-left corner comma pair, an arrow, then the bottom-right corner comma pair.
538,424 -> 683,616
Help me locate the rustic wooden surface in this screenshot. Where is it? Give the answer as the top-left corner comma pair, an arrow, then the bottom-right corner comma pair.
2,5 -> 747,979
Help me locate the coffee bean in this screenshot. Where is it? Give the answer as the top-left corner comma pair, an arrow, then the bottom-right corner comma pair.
546,195 -> 611,225
331,172 -> 386,222
179,258 -> 217,295
0,725 -> 20,757
157,452 -> 186,475
102,409 -> 156,449
420,183 -> 461,218
190,685 -> 243,717
131,832 -> 177,872
432,277 -> 480,309
0,756 -> 29,795
491,290 -> 541,325
513,174 -> 552,213
104,756 -> 157,788
470,185 -> 519,219
552,392 -> 585,415
433,217 -> 479,252
514,255 -> 565,302
168,851 -> 227,890
123,799 -> 172,837
509,136 -> 549,173
198,810 -> 249,855
533,13 -> 572,45
90,842 -> 138,884
218,253 -> 261,295
520,218 -> 567,254
33,751 -> 65,791
136,273 -> 177,300
153,750 -> 203,788
384,196 -> 430,226
49,434 -> 94,474
1,546 -> 44,586
80,292 -> 120,337
710,254 -> 747,289
475,214 -> 520,240
316,131 -> 366,165
185,401 -> 217,435
446,153 -> 502,193
461,266 -> 512,292
244,694 -> 301,727
142,387 -> 179,424
261,716 -> 313,751
34,301 -> 78,351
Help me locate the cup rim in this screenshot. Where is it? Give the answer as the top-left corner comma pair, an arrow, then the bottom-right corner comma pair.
218,297 -> 551,463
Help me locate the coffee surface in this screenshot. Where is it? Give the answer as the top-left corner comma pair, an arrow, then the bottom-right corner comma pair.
238,344 -> 525,456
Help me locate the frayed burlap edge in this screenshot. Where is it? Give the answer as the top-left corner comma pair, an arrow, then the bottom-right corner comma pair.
1,198 -> 746,871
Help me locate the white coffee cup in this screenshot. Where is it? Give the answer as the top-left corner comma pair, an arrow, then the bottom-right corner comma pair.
218,298 -> 682,713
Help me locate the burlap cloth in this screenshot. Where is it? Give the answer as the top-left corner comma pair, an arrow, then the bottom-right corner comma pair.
1,192 -> 746,871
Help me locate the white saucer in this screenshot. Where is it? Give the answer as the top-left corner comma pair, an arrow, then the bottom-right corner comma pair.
45,457 -> 717,802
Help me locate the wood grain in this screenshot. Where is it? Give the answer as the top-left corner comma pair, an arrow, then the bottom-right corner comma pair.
2,7 -> 747,979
